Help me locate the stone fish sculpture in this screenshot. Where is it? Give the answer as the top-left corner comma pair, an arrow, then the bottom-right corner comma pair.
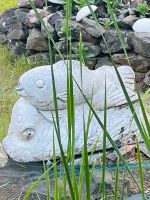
2,60 -> 143,162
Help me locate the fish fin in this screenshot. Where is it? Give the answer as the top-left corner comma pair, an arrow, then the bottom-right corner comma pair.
56,92 -> 67,103
39,110 -> 62,123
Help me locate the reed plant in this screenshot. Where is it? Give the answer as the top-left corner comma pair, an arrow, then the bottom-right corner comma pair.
2,0 -> 148,199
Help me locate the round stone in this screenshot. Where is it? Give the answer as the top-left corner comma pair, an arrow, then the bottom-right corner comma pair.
133,18 -> 150,32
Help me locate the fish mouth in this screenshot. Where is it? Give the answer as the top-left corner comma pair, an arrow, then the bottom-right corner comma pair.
16,82 -> 28,97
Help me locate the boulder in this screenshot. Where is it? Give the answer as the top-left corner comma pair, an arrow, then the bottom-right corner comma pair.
144,70 -> 150,86
72,42 -> 101,57
100,29 -> 132,54
0,16 -> 21,33
118,15 -> 137,30
55,19 -> 99,43
29,9 -> 48,26
0,33 -> 7,45
7,24 -> 26,41
27,52 -> 49,64
81,18 -> 105,38
95,56 -> 112,69
18,0 -> 44,8
132,32 -> 150,57
26,28 -> 49,51
112,53 -> 150,72
132,18 -> 150,32
9,41 -> 26,57
15,8 -> 32,27
76,5 -> 97,22
41,15 -> 59,41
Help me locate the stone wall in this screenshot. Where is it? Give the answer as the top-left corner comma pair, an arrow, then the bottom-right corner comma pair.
0,0 -> 150,78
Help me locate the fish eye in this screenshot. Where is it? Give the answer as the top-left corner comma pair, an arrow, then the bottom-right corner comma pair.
36,80 -> 45,89
22,128 -> 35,137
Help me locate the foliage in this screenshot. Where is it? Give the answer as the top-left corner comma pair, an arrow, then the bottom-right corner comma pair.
136,1 -> 150,17
0,46 -> 38,140
0,0 -> 18,14
103,0 -> 124,15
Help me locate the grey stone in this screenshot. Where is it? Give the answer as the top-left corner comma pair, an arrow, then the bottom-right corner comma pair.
28,9 -> 47,26
55,19 -> 98,43
81,18 -> 105,38
27,52 -> 49,64
26,28 -> 48,51
144,70 -> 150,86
55,40 -> 68,54
9,41 -> 26,57
118,15 -> 137,30
112,53 -> 150,72
128,193 -> 150,200
18,0 -> 44,9
95,56 -> 112,69
7,24 -> 26,41
132,32 -> 150,57
41,15 -> 58,41
100,29 -> 132,54
15,8 -> 32,27
55,54 -> 97,69
48,11 -> 63,27
135,72 -> 145,83
0,33 -> 7,45
72,42 -> 101,57
0,16 -> 21,33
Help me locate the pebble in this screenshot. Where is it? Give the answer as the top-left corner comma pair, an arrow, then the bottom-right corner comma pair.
76,5 -> 97,22
133,18 -> 150,32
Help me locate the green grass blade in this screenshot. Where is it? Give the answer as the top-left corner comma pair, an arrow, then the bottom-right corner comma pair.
73,77 -> 140,190
136,136 -> 146,200
114,158 -> 119,200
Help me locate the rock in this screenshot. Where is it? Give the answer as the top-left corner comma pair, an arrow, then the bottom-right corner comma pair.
72,42 -> 101,57
133,18 -> 150,32
26,28 -> 48,51
0,16 -> 20,33
9,41 -> 26,57
74,152 -> 102,165
55,19 -> 98,43
41,15 -> 55,36
18,0 -> 44,8
3,60 -> 145,162
76,5 -> 97,22
112,53 -> 150,72
47,11 -> 63,27
100,29 -> 132,54
128,193 -> 150,200
55,54 -> 97,69
27,52 -> 49,64
29,9 -> 48,26
132,32 -> 150,57
81,18 -> 105,38
135,72 -> 145,82
144,70 -> 150,85
41,15 -> 59,41
7,24 -> 26,41
0,143 -> 8,168
48,0 -> 63,4
55,40 -> 68,54
118,15 -> 137,30
0,33 -> 7,45
15,8 -> 32,27
95,56 -> 112,69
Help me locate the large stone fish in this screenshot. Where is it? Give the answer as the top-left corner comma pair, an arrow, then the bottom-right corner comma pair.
3,98 -> 142,162
16,60 -> 138,111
